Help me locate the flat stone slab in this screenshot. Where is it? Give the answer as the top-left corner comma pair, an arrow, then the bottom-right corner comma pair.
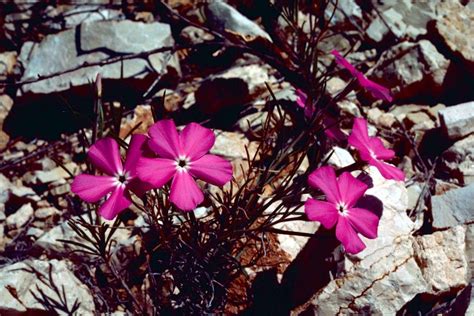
439,101 -> 474,140
18,19 -> 179,96
432,183 -> 474,229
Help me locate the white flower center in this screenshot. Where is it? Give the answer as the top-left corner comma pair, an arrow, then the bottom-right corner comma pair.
337,202 -> 349,217
114,171 -> 131,188
369,149 -> 377,159
175,155 -> 191,173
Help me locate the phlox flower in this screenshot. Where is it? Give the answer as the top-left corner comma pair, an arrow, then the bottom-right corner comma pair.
294,89 -> 346,141
331,50 -> 393,102
348,117 -> 405,181
71,134 -> 149,220
136,120 -> 233,211
305,166 -> 379,254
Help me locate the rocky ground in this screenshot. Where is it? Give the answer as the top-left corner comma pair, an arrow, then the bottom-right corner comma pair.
0,1 -> 473,315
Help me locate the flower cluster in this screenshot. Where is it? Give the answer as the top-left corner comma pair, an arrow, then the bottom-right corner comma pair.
72,120 -> 233,219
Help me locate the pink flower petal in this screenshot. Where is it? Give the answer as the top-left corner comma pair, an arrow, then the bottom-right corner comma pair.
88,138 -> 123,175
148,120 -> 181,159
98,186 -> 132,220
71,174 -> 115,203
348,118 -> 372,160
323,116 -> 347,142
369,158 -> 405,181
180,123 -> 216,160
335,216 -> 366,254
331,50 -> 360,77
358,75 -> 393,102
347,207 -> 379,239
337,172 -> 368,207
368,137 -> 394,160
304,198 -> 339,229
308,166 -> 341,204
136,157 -> 176,188
124,134 -> 148,175
170,171 -> 204,211
295,89 -> 307,108
189,154 -> 233,186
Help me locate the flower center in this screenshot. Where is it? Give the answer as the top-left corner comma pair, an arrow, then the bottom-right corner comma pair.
337,202 -> 349,217
175,156 -> 191,172
114,171 -> 130,187
369,149 -> 377,159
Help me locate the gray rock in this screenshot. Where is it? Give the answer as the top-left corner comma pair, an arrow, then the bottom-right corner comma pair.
6,203 -> 33,229
440,134 -> 474,185
366,0 -> 437,43
35,214 -> 131,256
18,20 -> 180,96
439,101 -> 474,140
373,40 -> 449,101
62,5 -> 124,29
0,259 -> 95,315
205,1 -> 272,42
432,184 -> 474,229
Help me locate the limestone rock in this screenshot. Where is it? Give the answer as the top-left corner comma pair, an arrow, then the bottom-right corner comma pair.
35,214 -> 131,256
0,259 -> 95,315
205,1 -> 272,42
18,20 -> 179,96
440,134 -> 474,185
413,226 -> 469,294
439,101 -> 474,141
431,183 -> 474,230
433,2 -> 474,74
373,40 -> 449,101
366,0 -> 437,43
211,131 -> 257,160
6,203 -> 34,229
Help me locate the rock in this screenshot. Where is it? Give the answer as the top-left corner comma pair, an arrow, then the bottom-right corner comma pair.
404,112 -> 435,131
6,203 -> 34,229
0,51 -> 17,79
432,2 -> 474,74
34,162 -> 77,184
205,1 -> 272,42
373,40 -> 449,101
366,1 -> 437,43
195,64 -> 269,114
211,131 -> 257,160
406,182 -> 423,212
293,168 -> 471,315
62,5 -> 124,29
439,101 -> 474,140
180,26 -> 215,45
18,20 -> 180,96
0,259 -> 95,314
327,146 -> 355,169
26,226 -> 44,238
35,214 -> 131,256
440,134 -> 474,185
413,226 -> 470,294
35,206 -> 61,220
431,183 -> 474,230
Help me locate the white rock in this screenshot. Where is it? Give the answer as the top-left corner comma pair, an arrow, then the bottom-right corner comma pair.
439,101 -> 474,140
413,226 -> 469,294
6,203 -> 34,229
0,259 -> 95,315
35,214 -> 131,256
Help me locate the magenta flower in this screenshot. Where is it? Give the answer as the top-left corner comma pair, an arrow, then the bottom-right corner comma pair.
348,118 -> 405,181
331,50 -> 393,102
294,89 -> 345,141
71,134 -> 149,220
136,120 -> 233,211
305,166 -> 379,254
